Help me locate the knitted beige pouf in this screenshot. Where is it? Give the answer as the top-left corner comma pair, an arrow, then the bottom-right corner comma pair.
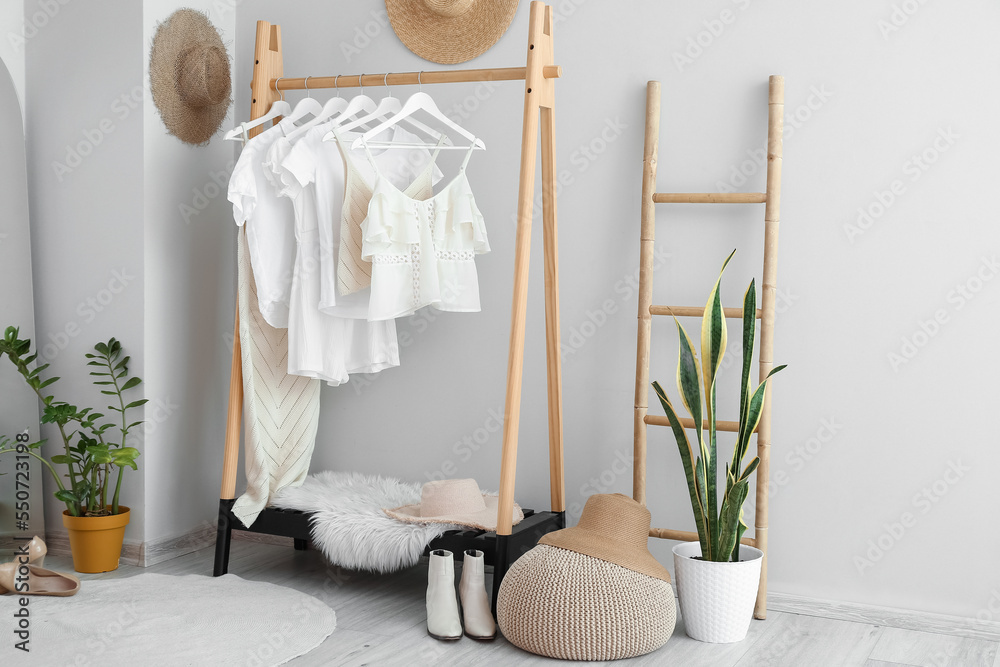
496,544 -> 676,661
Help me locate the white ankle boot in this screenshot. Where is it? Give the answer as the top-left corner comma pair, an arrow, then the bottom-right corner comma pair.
459,549 -> 497,640
426,550 -> 462,641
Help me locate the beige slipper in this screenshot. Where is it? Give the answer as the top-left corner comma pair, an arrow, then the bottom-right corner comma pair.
0,562 -> 80,596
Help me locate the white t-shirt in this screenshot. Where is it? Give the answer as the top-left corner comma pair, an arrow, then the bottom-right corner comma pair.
266,136 -> 399,385
227,125 -> 296,328
278,124 -> 442,319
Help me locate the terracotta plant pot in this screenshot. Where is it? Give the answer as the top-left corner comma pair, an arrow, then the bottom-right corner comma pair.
61,506 -> 130,573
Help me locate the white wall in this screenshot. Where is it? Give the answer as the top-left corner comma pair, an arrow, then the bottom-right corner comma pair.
25,0 -> 146,541
0,0 -> 26,119
230,0 -> 1000,620
140,0 -> 236,546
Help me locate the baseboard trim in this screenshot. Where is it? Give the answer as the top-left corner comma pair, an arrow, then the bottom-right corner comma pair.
768,592 -> 1000,642
39,532 -> 143,567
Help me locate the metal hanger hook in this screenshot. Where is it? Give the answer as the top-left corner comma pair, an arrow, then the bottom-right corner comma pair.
384,72 -> 393,99
304,75 -> 311,98
358,74 -> 365,95
334,74 -> 341,99
417,71 -> 423,94
275,77 -> 284,101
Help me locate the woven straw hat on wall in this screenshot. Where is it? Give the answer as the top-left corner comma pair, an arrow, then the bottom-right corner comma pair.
149,9 -> 232,146
386,0 -> 520,65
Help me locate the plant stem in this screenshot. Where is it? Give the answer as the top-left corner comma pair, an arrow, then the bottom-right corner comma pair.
112,466 -> 124,514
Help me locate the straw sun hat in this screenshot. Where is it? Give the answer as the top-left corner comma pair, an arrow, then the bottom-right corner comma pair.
384,478 -> 524,531
149,9 -> 232,146
386,0 -> 520,65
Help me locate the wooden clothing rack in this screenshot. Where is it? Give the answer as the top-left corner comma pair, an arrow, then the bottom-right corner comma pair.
633,77 -> 784,620
213,1 -> 566,612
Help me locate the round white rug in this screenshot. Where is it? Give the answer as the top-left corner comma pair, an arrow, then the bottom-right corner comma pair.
0,572 -> 336,666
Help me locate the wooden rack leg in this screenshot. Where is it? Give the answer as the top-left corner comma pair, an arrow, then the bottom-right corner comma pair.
633,81 -> 660,506
754,75 -> 784,620
496,1 -> 551,538
539,57 -> 564,514
214,20 -> 283,577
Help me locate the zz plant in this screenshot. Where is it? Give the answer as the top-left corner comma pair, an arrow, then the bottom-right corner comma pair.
0,326 -> 144,517
652,251 -> 785,562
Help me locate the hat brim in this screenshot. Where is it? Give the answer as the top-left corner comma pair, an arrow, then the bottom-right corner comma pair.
386,0 -> 520,65
149,9 -> 232,146
540,526 -> 672,583
384,493 -> 524,532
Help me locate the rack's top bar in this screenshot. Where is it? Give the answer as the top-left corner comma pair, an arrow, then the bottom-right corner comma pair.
271,65 -> 561,91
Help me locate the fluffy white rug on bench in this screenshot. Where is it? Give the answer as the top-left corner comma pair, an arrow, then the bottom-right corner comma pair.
271,471 -> 465,573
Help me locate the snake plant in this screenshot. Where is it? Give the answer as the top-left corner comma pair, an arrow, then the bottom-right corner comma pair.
652,250 -> 785,562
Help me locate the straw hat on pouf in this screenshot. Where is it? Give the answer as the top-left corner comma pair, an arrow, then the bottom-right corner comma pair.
385,0 -> 520,65
496,493 -> 676,661
149,9 -> 232,145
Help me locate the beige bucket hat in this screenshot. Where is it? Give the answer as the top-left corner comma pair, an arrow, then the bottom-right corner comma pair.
540,493 -> 671,582
384,478 -> 524,531
385,0 -> 520,65
149,9 -> 232,145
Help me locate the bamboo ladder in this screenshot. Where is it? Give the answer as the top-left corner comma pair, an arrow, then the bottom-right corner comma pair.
215,1 -> 566,606
633,77 -> 784,620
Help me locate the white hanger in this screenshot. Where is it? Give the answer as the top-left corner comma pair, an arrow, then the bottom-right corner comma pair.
223,77 -> 292,143
348,72 -> 485,151
317,74 -> 380,141
283,75 -> 351,142
275,76 -> 324,132
334,73 -> 451,145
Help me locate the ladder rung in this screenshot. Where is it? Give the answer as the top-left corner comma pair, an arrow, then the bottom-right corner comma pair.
653,192 -> 767,204
650,526 -> 756,547
650,305 -> 762,319
645,414 -> 747,433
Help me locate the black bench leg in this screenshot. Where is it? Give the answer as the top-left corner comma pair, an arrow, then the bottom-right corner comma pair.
213,499 -> 233,576
293,538 -> 308,551
491,534 -> 511,620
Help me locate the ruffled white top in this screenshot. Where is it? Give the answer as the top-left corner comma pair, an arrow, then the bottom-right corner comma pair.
360,146 -> 490,321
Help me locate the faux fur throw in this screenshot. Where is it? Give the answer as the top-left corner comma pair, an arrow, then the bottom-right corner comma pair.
271,471 -> 465,573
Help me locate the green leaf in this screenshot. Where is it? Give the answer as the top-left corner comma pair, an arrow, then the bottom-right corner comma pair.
38,376 -> 58,389
114,355 -> 130,371
735,365 -> 787,466
94,341 -> 109,356
124,399 -> 148,410
740,456 -> 760,482
100,390 -> 117,396
54,489 -> 79,504
121,377 -> 141,391
127,420 -> 144,430
50,454 -> 76,464
716,479 -> 749,562
652,381 -> 710,558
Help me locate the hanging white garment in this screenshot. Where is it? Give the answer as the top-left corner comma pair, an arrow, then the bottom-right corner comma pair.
267,136 -> 400,384
227,124 -> 296,328
361,145 -> 490,321
279,124 -> 443,318
232,226 -> 321,528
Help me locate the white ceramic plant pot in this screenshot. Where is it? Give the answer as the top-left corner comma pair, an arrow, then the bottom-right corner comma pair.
672,541 -> 763,643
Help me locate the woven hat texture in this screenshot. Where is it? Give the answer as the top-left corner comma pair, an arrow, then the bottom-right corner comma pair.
383,478 -> 523,531
539,493 -> 671,582
497,544 -> 676,660
149,9 -> 232,145
386,0 -> 520,64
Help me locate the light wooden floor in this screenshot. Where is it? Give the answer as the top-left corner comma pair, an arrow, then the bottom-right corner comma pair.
44,541 -> 1000,667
